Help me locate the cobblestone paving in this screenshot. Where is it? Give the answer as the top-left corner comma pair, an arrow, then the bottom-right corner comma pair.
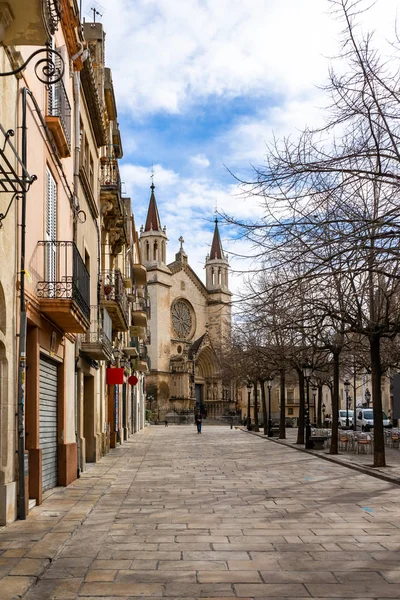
2,426 -> 400,598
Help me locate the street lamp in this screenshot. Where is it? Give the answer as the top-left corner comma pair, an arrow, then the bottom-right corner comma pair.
113,346 -> 121,365
365,388 -> 371,407
312,385 -> 317,427
246,382 -> 252,430
266,375 -> 273,437
344,379 -> 350,428
303,362 -> 313,449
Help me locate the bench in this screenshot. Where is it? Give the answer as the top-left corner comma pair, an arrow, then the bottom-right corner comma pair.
310,436 -> 328,450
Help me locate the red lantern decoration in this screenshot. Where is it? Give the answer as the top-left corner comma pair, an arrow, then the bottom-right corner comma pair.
106,368 -> 124,385
128,375 -> 139,386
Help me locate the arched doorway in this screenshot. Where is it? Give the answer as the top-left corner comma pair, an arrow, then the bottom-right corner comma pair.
194,345 -> 220,417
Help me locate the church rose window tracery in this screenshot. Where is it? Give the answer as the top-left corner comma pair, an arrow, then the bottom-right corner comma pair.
171,299 -> 194,339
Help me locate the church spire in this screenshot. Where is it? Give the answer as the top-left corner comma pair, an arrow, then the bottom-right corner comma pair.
144,182 -> 163,232
210,218 -> 224,260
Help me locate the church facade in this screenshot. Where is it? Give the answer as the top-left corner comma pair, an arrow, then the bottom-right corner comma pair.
139,184 -> 233,421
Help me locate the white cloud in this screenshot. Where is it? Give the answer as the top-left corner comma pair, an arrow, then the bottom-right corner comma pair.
82,0 -> 400,298
190,154 -> 210,168
84,0 -> 399,117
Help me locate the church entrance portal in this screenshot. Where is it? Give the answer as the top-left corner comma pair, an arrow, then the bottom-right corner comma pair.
195,384 -> 203,414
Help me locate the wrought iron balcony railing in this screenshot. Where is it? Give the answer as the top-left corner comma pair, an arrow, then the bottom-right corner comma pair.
37,241 -> 90,322
47,74 -> 71,156
131,338 -> 148,360
44,0 -> 62,35
101,268 -> 129,330
80,305 -> 113,360
100,158 -> 121,193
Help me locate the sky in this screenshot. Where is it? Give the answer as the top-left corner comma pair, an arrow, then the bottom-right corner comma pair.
82,0 -> 400,298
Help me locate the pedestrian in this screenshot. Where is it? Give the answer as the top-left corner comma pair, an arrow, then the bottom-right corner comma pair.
195,412 -> 202,434
164,419 -> 168,427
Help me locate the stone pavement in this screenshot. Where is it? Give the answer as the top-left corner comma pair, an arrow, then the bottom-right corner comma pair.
247,427 -> 400,485
1,426 -> 400,599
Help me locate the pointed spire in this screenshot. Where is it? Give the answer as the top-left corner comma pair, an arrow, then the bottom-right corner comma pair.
210,218 -> 224,260
144,182 -> 162,232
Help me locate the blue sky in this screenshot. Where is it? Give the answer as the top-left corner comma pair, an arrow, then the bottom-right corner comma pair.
82,0 -> 399,294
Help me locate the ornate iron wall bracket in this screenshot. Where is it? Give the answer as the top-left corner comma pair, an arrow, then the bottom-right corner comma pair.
0,47 -> 64,84
0,125 -> 37,196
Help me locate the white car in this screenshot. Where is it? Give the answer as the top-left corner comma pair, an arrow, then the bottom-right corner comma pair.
339,409 -> 354,428
356,408 -> 390,431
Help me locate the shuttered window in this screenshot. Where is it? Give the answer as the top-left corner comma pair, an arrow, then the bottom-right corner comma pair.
45,167 -> 57,288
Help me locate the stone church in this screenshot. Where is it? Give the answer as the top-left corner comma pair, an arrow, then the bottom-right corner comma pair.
139,184 -> 233,421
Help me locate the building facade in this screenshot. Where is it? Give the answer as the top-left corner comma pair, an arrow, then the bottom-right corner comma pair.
0,0 -> 148,524
140,185 -> 233,421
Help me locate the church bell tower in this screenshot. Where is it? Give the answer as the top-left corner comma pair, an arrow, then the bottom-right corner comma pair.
205,219 -> 232,348
139,183 -> 172,416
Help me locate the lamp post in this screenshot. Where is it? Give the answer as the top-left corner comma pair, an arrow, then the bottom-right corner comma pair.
266,375 -> 273,437
312,385 -> 317,427
365,388 -> 371,408
303,362 -> 313,449
246,382 -> 252,430
344,379 -> 350,428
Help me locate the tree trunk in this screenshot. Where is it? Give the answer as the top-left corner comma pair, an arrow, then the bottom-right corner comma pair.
279,368 -> 286,439
329,350 -> 340,455
260,379 -> 268,435
253,381 -> 259,432
296,369 -> 305,444
370,335 -> 386,467
317,384 -> 323,427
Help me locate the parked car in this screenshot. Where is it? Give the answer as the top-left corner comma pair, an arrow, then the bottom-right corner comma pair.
356,408 -> 391,431
338,409 -> 354,428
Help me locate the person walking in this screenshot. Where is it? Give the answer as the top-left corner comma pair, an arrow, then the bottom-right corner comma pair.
195,412 -> 202,434
164,419 -> 168,427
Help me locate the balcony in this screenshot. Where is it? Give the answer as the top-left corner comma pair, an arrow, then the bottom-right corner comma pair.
131,302 -> 147,328
130,325 -> 147,339
80,306 -> 113,361
132,358 -> 148,373
37,241 -> 90,333
132,263 -> 147,286
101,268 -> 129,332
131,338 -> 147,359
0,0 -> 60,46
100,157 -> 121,198
46,76 -> 71,158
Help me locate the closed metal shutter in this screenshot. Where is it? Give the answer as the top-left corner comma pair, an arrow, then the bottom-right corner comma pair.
39,355 -> 58,491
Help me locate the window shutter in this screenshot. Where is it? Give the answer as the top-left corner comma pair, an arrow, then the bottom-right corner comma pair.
45,167 -> 57,289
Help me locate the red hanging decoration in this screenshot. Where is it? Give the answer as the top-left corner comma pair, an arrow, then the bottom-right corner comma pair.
106,368 -> 124,385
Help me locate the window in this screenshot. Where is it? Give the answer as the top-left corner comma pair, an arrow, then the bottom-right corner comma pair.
45,167 -> 57,285
288,407 -> 293,415
84,249 -> 90,273
89,154 -> 94,191
287,389 -> 294,404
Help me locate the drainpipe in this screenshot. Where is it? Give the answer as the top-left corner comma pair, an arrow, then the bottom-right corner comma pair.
71,45 -> 86,477
17,87 -> 29,520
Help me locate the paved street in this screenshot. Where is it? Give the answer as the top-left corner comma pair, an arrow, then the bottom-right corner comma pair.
2,426 -> 400,599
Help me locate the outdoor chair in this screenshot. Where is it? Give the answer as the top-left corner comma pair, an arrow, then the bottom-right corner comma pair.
338,433 -> 349,451
389,430 -> 399,449
356,433 -> 373,454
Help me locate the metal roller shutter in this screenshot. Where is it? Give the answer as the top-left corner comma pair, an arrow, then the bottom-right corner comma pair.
39,355 -> 58,491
